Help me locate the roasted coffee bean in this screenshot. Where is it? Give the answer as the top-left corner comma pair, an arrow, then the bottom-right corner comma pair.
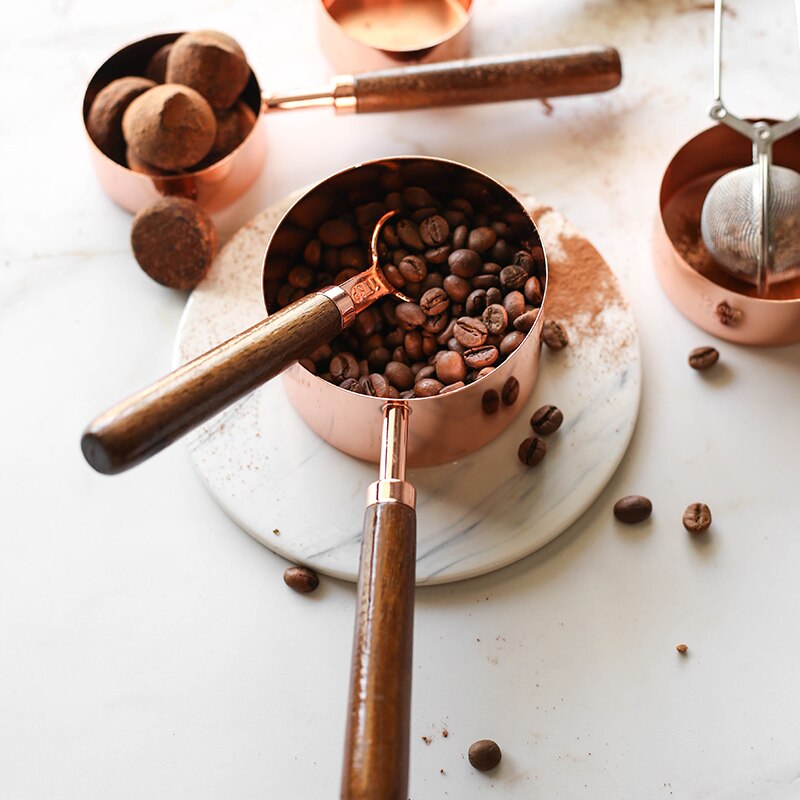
491,220 -> 511,238
439,380 -> 465,394
447,337 -> 465,355
517,437 -> 547,467
391,346 -> 409,364
356,201 -> 386,228
449,197 -> 473,215
419,214 -> 450,247
501,376 -> 519,405
383,263 -> 406,289
411,206 -> 438,223
403,185 -> 437,209
436,317 -> 457,345
404,331 -> 424,361
513,310 -> 538,332
468,226 -> 497,253
339,377 -> 361,393
367,346 -> 391,373
386,386 -> 400,399
384,192 -> 404,211
486,286 -> 502,305
467,739 -> 503,772
524,275 -> 543,304
319,219 -> 357,247
531,404 -> 563,435
500,264 -> 528,290
448,248 -> 483,278
613,495 -> 652,524
422,333 -> 438,356
491,238 -> 515,265
477,367 -> 494,378
471,274 -> 500,290
385,360 -> 415,391
683,503 -> 712,533
500,330 -> 525,355
323,248 -> 340,272
309,343 -> 332,363
422,313 -> 449,334
334,268 -> 358,284
542,320 -> 569,350
465,288 -> 488,316
415,377 -> 444,397
329,352 -> 359,381
688,346 -> 719,371
360,372 -> 391,397
288,264 -> 314,288
481,260 -> 502,275
398,254 -> 427,283
463,345 -> 499,369
339,245 -> 367,270
284,565 -> 320,593
395,302 -> 426,329
396,219 -> 425,251
452,224 -> 468,249
676,644 -> 689,654
482,389 -> 500,415
420,287 -> 450,316
503,290 -> 525,321
425,244 -> 451,264
513,250 -> 534,273
391,249 -> 409,267
482,304 -> 509,335
443,274 -> 471,302
454,316 -> 488,348
404,282 -> 422,300
298,358 -> 316,374
436,350 -> 467,384
304,238 -> 322,267
354,308 -> 377,338
276,283 -> 295,307
417,365 -> 436,380
420,272 -> 444,291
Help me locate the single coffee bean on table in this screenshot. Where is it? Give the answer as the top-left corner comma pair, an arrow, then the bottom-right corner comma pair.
530,404 -> 563,435
468,739 -> 502,771
676,643 -> 689,654
283,565 -> 320,593
683,502 -> 712,533
517,436 -> 547,466
542,319 -> 569,350
613,495 -> 652,524
688,346 -> 720,370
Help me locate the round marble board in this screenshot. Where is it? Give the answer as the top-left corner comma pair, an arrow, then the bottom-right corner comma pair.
174,191 -> 641,585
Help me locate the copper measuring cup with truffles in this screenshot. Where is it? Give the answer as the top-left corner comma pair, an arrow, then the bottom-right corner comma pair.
82,156 -> 547,798
83,31 -> 622,216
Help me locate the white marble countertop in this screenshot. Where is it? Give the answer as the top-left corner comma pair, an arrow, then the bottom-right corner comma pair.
3,1 -> 800,797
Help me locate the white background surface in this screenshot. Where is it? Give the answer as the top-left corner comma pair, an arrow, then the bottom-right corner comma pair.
2,1 -> 800,798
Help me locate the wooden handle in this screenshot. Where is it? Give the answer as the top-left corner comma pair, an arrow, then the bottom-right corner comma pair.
342,501 -> 417,800
352,46 -> 622,113
81,292 -> 342,475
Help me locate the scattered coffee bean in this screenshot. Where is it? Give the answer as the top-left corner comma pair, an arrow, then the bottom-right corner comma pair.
283,565 -> 319,593
542,320 -> 569,350
501,376 -> 519,405
468,740 -> 502,771
420,287 -> 450,316
530,404 -> 563,435
683,502 -> 712,533
613,495 -> 652,524
517,436 -> 547,466
676,644 -> 689,654
454,317 -> 488,348
688,346 -> 719,371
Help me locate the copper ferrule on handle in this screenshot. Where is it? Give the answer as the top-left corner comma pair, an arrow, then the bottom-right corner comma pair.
262,76 -> 356,113
366,402 -> 415,509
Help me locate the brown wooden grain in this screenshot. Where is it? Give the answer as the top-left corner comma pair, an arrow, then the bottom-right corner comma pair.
81,292 -> 342,474
353,47 -> 622,113
342,501 -> 417,800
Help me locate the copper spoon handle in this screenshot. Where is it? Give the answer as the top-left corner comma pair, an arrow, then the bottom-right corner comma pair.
265,46 -> 622,113
342,402 -> 416,800
81,292 -> 343,475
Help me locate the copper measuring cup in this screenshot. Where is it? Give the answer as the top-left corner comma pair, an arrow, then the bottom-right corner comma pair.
83,32 -> 622,214
82,156 -> 546,798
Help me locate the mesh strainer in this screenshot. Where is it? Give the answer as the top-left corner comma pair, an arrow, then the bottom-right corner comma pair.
701,0 -> 800,295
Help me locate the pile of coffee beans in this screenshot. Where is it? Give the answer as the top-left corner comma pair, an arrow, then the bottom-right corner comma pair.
274,186 -> 545,398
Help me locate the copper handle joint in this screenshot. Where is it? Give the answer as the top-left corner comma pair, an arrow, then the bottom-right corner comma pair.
262,76 -> 356,113
368,401 -> 415,509
366,478 -> 416,508
321,284 -> 356,329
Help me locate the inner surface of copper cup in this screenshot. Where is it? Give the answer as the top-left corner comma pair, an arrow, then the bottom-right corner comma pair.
263,156 -> 548,467
82,33 -> 266,214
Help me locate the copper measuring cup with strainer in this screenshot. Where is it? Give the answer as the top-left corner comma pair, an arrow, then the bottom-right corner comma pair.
83,32 -> 622,214
82,156 -> 546,798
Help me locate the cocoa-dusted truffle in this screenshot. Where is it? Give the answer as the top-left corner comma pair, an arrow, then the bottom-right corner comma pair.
86,76 -> 155,164
166,30 -> 250,109
145,43 -> 172,83
122,84 -> 216,171
210,101 -> 257,160
130,197 -> 217,289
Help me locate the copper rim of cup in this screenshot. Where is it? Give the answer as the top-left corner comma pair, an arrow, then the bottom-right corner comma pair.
261,155 -> 549,467
82,32 -> 267,215
654,120 -> 800,346
317,0 -> 472,72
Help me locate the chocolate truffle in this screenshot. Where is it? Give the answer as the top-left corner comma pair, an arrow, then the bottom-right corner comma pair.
130,197 -> 217,289
86,76 -> 156,164
122,84 -> 216,171
166,30 -> 250,109
145,43 -> 172,83
210,101 -> 256,159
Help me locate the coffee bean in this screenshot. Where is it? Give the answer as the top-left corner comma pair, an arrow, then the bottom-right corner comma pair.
688,346 -> 719,371
463,345 -> 499,369
404,331 -> 424,361
419,214 -> 450,247
396,219 -> 425,251
385,360 -> 415,391
513,310 -> 538,332
480,260 -> 501,275
415,377 -> 444,397
436,350 -> 466,384
319,219 -> 357,247
367,347 -> 391,372
391,345 -> 408,364
403,185 -> 437,209
467,226 -> 497,253
356,201 -> 386,229
468,740 -> 502,771
398,254 -> 427,283
530,404 -> 563,435
452,224 -> 468,249
288,265 -> 314,289
420,287 -> 450,316
486,287 -> 502,306
383,263 -> 406,289
436,317 -> 457,345
420,272 -> 443,291
482,389 -> 499,415
501,376 -> 519,405
447,337 -> 465,355
482,304 -> 509,335
676,644 -> 689,654
411,206 -> 438,223
613,495 -> 652,524
304,238 -> 322,267
448,248 -> 483,278
449,197 -> 473,215
513,250 -> 534,273
360,373 -> 391,397
339,245 -> 367,270
471,274 -> 499,290
443,274 -> 471,302
354,308 -> 377,338
329,352 -> 359,381
454,316 -> 488,348
417,365 -> 436,380
438,380 -> 465,394
491,238 -> 515,264
683,503 -> 712,533
465,288 -> 488,316
517,436 -> 547,466
283,565 -> 319,593
339,377 -> 362,393
542,320 -> 569,350
500,264 -> 528,290
395,302 -> 426,329
524,275 -> 543,304
500,330 -> 525,355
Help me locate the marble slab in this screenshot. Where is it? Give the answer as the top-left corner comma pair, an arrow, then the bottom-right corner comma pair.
174,190 -> 641,585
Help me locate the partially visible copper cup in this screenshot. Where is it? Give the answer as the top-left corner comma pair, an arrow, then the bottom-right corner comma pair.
654,122 -> 800,346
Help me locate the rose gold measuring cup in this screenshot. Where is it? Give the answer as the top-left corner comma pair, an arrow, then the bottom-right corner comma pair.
82,155 -> 546,799
83,32 -> 622,214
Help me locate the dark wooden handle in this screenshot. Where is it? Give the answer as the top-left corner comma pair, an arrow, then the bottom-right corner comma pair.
81,292 -> 342,475
342,501 -> 417,800
352,46 -> 622,113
